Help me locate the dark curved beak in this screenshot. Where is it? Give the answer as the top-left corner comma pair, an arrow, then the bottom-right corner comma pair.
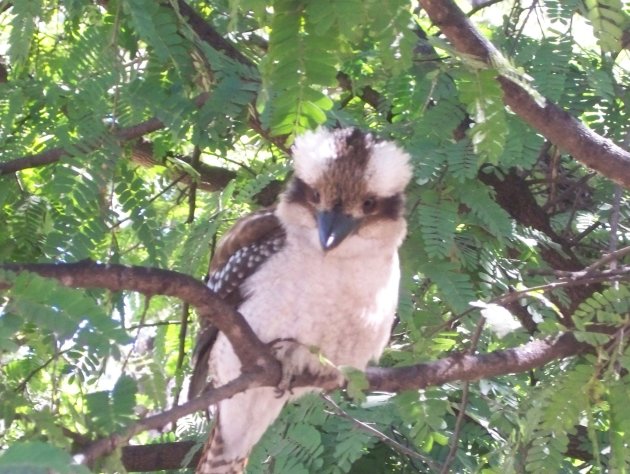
316,209 -> 358,251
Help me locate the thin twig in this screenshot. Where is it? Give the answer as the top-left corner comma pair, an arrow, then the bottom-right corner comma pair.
541,172 -> 595,212
568,220 -> 602,246
609,185 -> 623,266
440,318 -> 485,473
120,296 -> 151,374
172,302 -> 191,413
321,394 -> 440,472
109,174 -> 186,230
492,266 -> 630,307
186,146 -> 201,224
15,348 -> 72,393
427,265 -> 630,339
583,247 -> 630,275
467,0 -> 504,17
127,320 -> 183,330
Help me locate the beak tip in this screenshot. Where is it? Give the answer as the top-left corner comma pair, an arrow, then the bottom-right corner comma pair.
321,235 -> 335,251
316,210 -> 357,252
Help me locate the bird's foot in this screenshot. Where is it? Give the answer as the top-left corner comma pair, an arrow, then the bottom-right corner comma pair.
268,338 -> 340,397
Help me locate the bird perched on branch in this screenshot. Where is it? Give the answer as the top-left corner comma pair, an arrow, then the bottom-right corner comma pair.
190,127 -> 412,474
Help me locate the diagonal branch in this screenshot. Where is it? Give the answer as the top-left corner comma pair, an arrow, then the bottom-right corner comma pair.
0,261 -> 591,467
76,371 -> 267,466
363,332 -> 586,392
0,261 -> 597,392
0,116 -> 165,176
77,332 -> 587,466
0,94 -> 207,176
419,0 -> 630,188
0,3 -> 288,177
0,261 -> 278,372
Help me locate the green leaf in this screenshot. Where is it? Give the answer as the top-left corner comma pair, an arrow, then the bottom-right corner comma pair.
341,367 -> 369,403
0,442 -> 90,474
455,180 -> 512,239
7,1 -> 42,74
458,70 -> 507,165
85,375 -> 137,433
416,190 -> 458,258
584,0 -> 628,52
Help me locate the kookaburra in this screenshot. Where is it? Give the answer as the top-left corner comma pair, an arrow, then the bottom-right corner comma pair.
190,127 -> 412,474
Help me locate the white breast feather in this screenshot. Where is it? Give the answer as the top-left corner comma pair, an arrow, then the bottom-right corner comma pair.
211,228 -> 402,391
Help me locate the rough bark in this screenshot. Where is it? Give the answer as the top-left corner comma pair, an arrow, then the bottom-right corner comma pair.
0,261 -> 593,470
419,0 -> 630,188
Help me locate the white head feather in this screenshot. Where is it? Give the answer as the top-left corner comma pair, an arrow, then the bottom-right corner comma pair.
292,127 -> 412,196
291,127 -> 337,185
365,140 -> 413,196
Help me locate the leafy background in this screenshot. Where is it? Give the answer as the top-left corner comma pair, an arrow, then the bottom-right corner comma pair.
1,0 -> 630,472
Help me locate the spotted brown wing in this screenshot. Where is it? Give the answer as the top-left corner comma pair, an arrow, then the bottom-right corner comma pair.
206,208 -> 286,306
189,208 -> 286,399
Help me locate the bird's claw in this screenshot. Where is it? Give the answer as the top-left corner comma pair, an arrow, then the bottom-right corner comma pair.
268,338 -> 308,397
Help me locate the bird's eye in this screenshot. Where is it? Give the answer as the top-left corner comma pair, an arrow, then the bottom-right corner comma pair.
362,196 -> 377,214
310,189 -> 321,204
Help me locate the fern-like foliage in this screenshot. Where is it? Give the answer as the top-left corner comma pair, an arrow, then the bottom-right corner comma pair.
0,441 -> 90,474
123,0 -> 193,75
454,180 -> 513,239
583,0 -> 630,52
114,162 -> 168,265
527,38 -> 573,102
395,388 -> 450,455
416,190 -> 458,259
608,377 -> 630,471
249,393 -> 408,474
420,259 -> 477,314
39,154 -> 112,261
573,285 -> 630,346
6,0 -> 42,75
261,0 -> 336,136
497,116 -> 543,169
458,69 -> 507,165
85,374 -> 138,434
544,0 -> 582,25
521,363 -> 594,473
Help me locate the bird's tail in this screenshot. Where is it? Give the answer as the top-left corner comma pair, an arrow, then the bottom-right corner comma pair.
195,387 -> 290,473
196,413 -> 248,474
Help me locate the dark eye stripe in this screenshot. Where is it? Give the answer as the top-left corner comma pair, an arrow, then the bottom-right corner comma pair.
285,178 -> 318,206
286,177 -> 403,220
375,195 -> 403,220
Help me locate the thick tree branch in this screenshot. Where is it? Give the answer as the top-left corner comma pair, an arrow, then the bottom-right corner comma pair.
77,371 -> 266,466
0,261 -> 604,389
0,117 -> 162,176
131,140 -> 237,192
364,332 -> 586,392
419,0 -> 630,188
121,441 -> 200,471
0,262 -> 277,372
90,332 -> 587,469
0,94 -> 209,176
0,261 -> 594,468
175,0 -> 252,66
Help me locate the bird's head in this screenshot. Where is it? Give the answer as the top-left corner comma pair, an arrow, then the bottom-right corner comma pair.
278,127 -> 412,253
